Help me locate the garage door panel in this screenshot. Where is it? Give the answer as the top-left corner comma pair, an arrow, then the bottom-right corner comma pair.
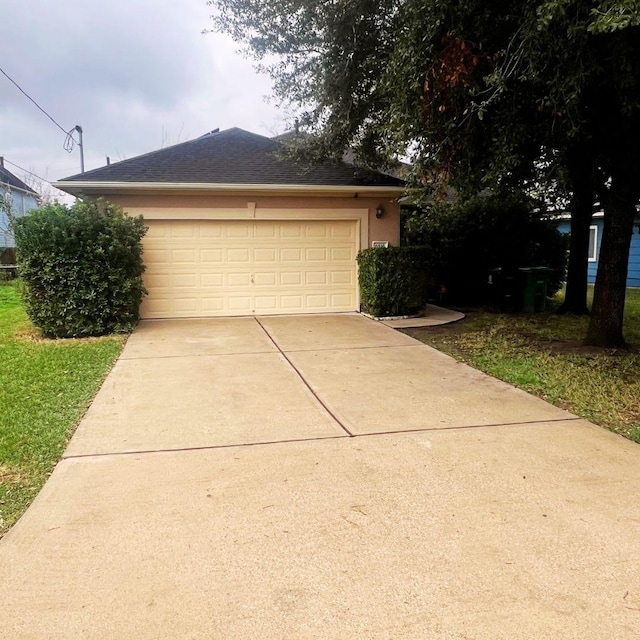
254,273 -> 277,286
330,223 -> 355,239
254,296 -> 278,311
147,274 -> 172,288
146,224 -> 169,238
199,225 -> 223,238
281,295 -> 304,309
306,248 -> 328,261
226,224 -> 251,238
173,298 -> 199,313
227,273 -> 252,287
201,297 -> 225,312
254,224 -> 277,238
305,294 -> 329,308
331,293 -> 354,307
144,249 -> 171,263
228,297 -> 253,312
171,228 -> 197,239
200,249 -> 224,263
330,247 -> 353,261
253,248 -> 277,263
171,249 -> 197,263
226,248 -> 251,263
306,224 -> 328,238
280,248 -> 303,262
306,272 -> 328,285
201,273 -> 224,286
144,298 -> 172,314
172,274 -> 198,287
281,224 -> 303,238
141,220 -> 358,318
280,272 -> 302,286
331,271 -> 354,285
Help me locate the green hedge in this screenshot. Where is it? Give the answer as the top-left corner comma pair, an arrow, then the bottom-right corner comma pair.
357,246 -> 430,317
14,199 -> 147,338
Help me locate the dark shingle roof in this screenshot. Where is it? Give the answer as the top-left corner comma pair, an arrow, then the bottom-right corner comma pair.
0,165 -> 39,195
59,128 -> 404,188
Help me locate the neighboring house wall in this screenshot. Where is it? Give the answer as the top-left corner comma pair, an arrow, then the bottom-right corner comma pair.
558,216 -> 640,288
629,223 -> 640,287
1,187 -> 39,249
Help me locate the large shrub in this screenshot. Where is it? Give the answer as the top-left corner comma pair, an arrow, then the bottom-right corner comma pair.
357,246 -> 430,317
14,199 -> 147,338
402,195 -> 568,304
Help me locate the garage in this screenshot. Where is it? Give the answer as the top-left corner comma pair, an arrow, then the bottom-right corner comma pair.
53,127 -> 404,319
141,219 -> 358,318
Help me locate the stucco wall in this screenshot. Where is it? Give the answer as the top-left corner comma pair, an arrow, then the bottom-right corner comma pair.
106,193 -> 401,249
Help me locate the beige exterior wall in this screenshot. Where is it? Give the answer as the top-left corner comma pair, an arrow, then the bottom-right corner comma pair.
101,191 -> 401,318
107,193 -> 401,248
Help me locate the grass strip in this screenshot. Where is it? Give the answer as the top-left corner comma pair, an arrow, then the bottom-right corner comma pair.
411,288 -> 640,443
0,283 -> 126,536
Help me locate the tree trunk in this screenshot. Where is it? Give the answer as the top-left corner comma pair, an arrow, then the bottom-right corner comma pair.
558,142 -> 596,315
583,181 -> 636,348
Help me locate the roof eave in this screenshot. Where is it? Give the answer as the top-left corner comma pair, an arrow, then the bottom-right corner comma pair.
1,180 -> 40,198
51,181 -> 405,199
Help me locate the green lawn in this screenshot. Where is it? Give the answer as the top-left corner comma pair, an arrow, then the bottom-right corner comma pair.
0,283 -> 126,536
409,287 -> 640,443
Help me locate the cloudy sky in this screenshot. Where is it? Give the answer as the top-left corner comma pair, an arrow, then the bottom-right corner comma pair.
1,0 -> 285,199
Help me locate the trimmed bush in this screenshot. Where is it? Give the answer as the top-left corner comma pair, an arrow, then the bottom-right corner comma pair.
402,194 -> 568,304
357,246 -> 430,317
14,199 -> 147,338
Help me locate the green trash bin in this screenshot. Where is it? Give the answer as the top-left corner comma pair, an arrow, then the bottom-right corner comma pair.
518,267 -> 553,312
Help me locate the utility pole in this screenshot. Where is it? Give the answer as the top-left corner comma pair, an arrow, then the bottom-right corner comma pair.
75,125 -> 84,173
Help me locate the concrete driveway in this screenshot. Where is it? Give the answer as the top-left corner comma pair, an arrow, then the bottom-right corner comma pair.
2,314 -> 640,639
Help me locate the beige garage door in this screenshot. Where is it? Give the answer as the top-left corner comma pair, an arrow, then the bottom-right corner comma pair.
141,219 -> 358,318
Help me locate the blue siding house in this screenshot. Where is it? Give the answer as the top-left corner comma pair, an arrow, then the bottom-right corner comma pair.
557,213 -> 640,288
1,161 -> 40,249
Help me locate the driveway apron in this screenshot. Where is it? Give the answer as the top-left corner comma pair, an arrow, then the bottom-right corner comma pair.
2,313 -> 640,639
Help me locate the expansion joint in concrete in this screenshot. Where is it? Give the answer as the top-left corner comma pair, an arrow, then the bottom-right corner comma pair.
253,317 -> 354,437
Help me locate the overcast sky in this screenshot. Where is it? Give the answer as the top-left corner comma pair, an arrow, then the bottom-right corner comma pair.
1,0 -> 285,199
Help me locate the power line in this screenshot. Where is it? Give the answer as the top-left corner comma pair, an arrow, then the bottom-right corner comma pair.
2,158 -> 53,186
0,64 -> 79,145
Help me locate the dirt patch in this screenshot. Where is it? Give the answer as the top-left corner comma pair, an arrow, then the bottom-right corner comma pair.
403,309 -> 638,357
0,465 -> 27,485
516,332 -> 638,357
542,339 -> 631,357
13,325 -> 127,345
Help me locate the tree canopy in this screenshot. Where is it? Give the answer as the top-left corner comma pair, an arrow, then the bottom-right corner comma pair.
208,0 -> 640,346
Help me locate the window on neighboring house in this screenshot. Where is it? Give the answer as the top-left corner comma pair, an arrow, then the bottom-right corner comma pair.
588,225 -> 598,262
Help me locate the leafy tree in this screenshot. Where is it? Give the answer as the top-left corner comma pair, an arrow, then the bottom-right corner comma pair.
519,2 -> 640,345
208,0 -> 640,346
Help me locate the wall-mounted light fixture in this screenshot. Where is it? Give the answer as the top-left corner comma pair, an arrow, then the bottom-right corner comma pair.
376,204 -> 384,219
